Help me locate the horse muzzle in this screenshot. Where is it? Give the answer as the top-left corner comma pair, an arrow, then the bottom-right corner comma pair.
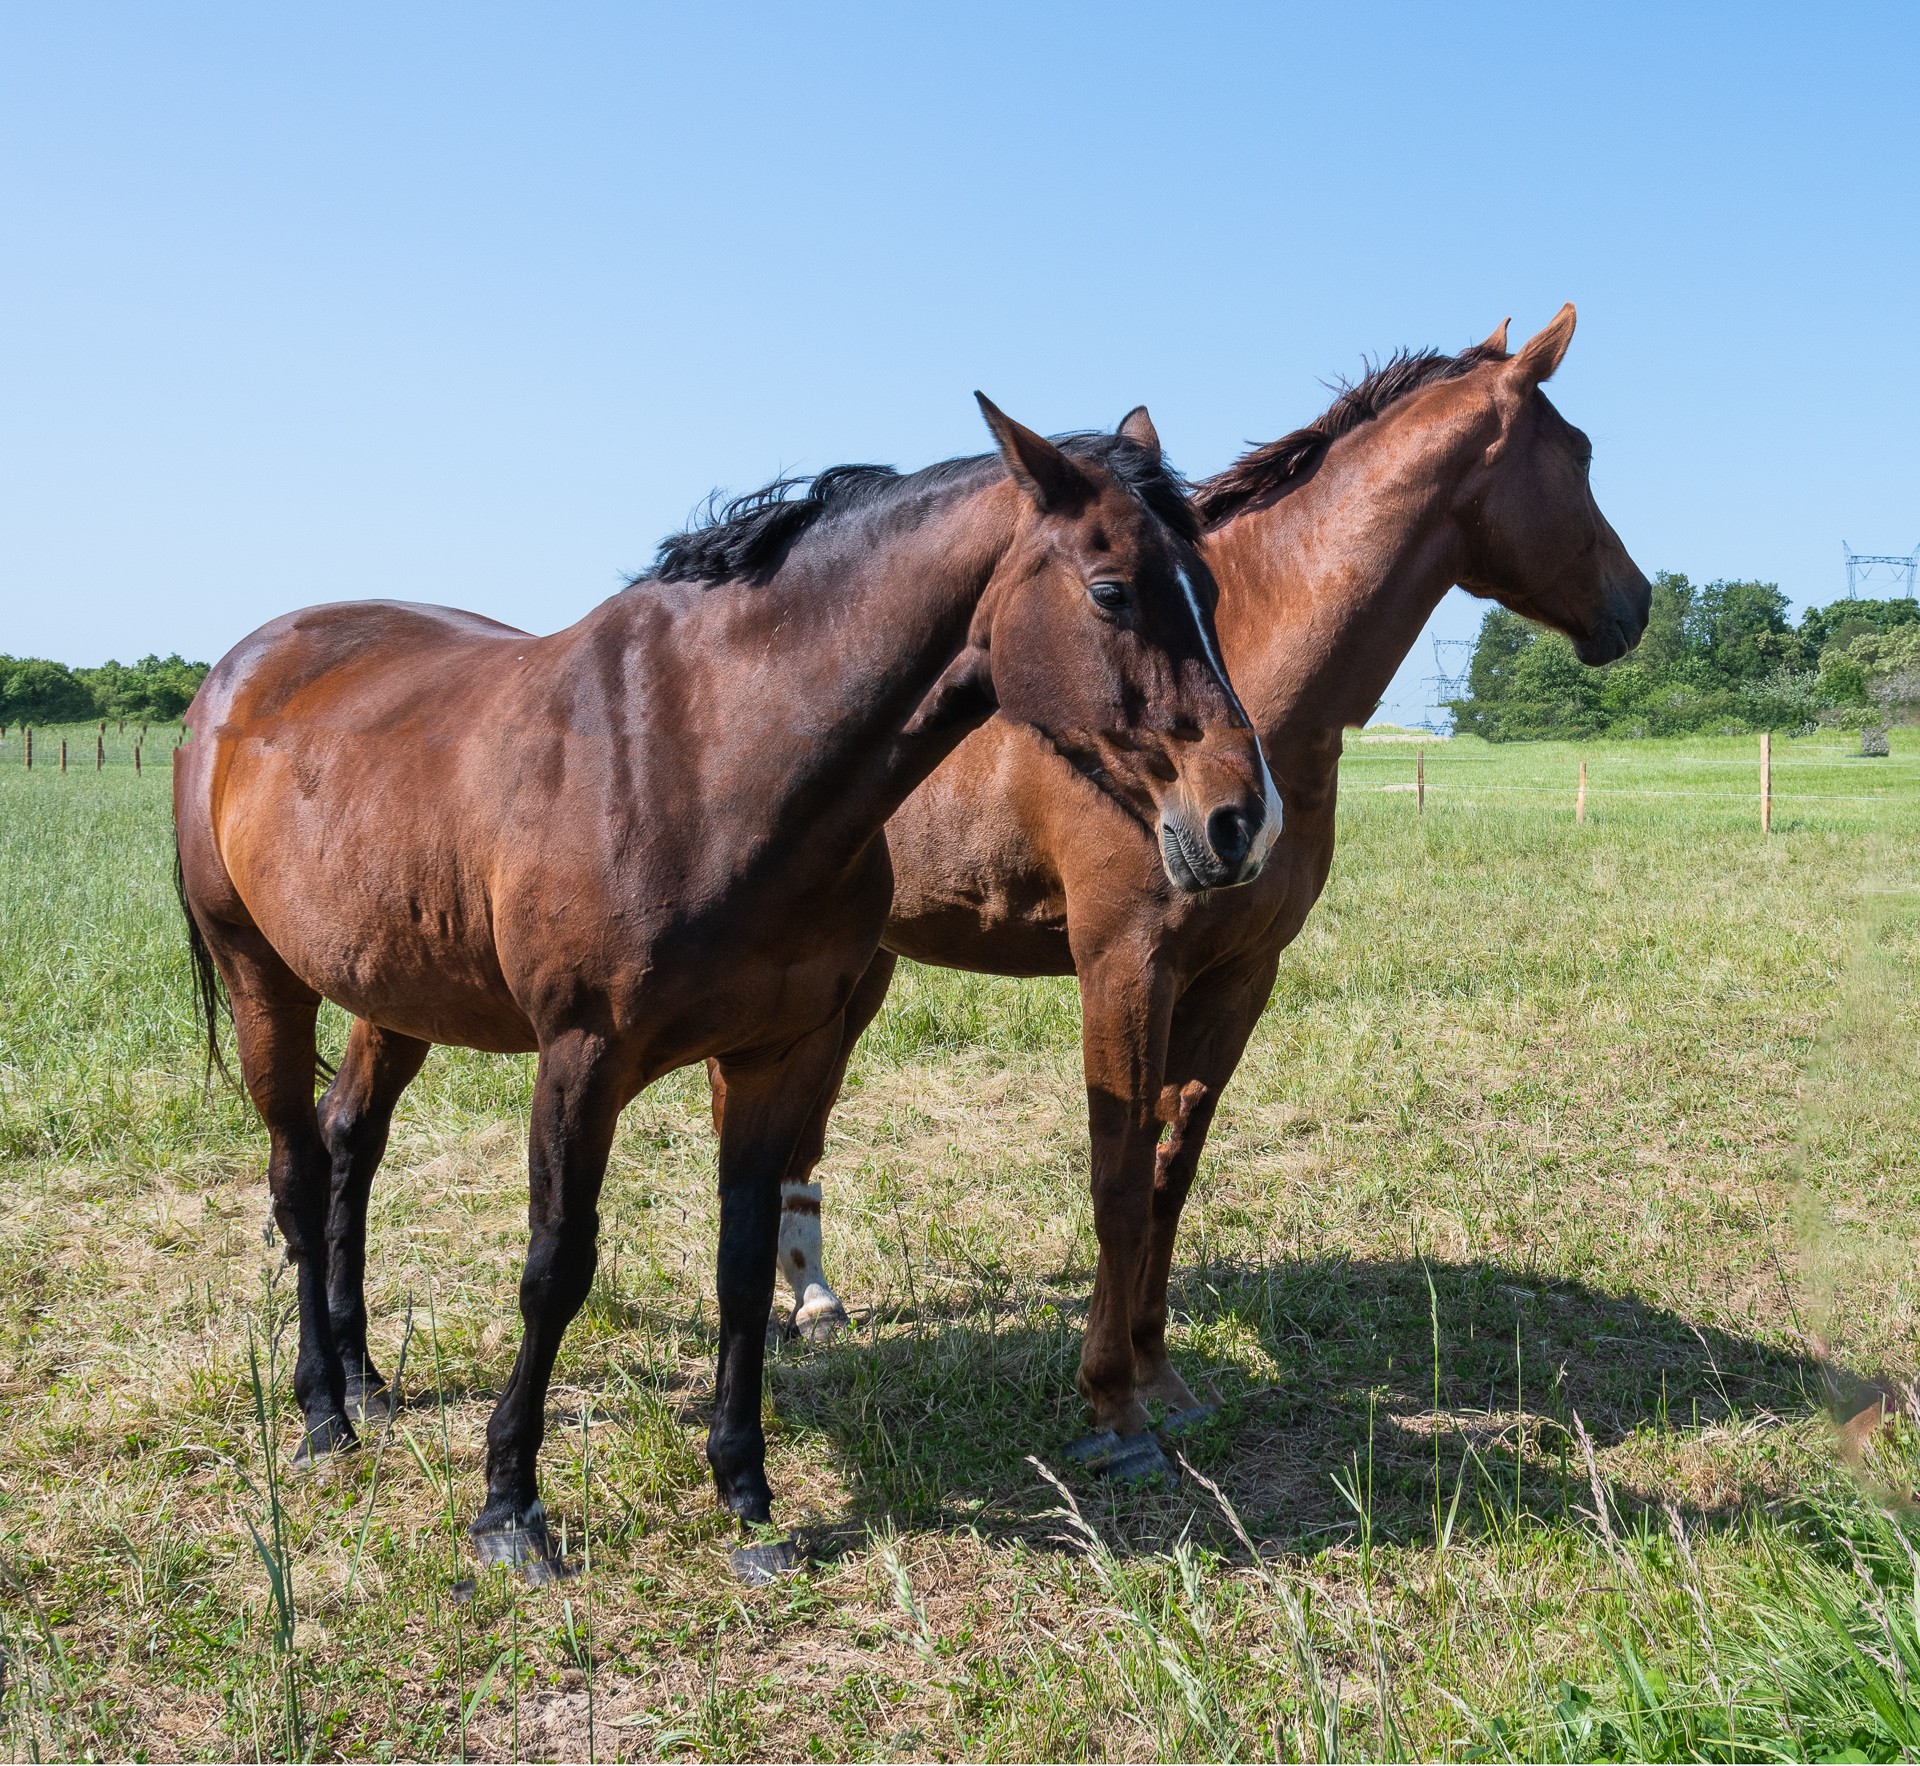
1159,790 -> 1278,894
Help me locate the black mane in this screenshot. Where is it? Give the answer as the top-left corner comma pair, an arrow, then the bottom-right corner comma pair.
647,432 -> 1198,587
1193,340 -> 1511,530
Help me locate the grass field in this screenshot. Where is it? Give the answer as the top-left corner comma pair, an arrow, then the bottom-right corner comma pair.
2,723 -> 1919,1760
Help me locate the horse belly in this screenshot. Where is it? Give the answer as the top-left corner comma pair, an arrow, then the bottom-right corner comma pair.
217,784 -> 536,1051
257,887 -> 535,1051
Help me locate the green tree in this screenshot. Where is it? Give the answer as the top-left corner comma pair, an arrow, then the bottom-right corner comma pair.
76,654 -> 208,722
1448,581 -> 1901,741
1691,580 -> 1801,683
0,656 -> 97,724
1797,596 -> 1920,655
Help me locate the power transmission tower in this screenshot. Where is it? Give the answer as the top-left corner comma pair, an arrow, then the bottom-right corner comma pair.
1422,637 -> 1474,733
1843,543 -> 1919,599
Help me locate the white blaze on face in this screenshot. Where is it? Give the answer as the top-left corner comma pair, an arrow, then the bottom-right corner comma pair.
1176,567 -> 1283,862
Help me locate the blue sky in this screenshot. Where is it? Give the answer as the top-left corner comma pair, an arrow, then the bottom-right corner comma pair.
3,3 -> 1916,725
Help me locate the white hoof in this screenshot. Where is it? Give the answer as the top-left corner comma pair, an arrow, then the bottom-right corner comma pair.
792,1283 -> 850,1344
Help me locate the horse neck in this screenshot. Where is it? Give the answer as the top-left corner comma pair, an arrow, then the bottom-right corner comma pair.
1207,399 -> 1485,751
650,487 -> 1013,853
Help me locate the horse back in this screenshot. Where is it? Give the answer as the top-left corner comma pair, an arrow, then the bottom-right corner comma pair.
190,600 -> 535,735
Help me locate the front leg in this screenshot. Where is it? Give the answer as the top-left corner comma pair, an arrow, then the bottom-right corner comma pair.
706,950 -> 899,1343
1066,948 -> 1177,1472
1130,958 -> 1277,1421
472,1030 -> 629,1579
708,1017 -> 850,1572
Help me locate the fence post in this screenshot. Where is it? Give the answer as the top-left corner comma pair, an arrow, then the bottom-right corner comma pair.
96,732 -> 104,771
60,739 -> 67,774
1576,759 -> 1587,824
134,740 -> 142,777
1760,731 -> 1772,834
23,727 -> 30,770
1416,747 -> 1425,814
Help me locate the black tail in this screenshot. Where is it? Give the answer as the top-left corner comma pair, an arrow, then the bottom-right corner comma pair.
175,839 -> 232,1088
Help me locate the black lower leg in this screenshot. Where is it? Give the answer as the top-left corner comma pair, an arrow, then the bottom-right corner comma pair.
324,1159 -> 385,1413
472,1032 -> 622,1572
272,1124 -> 357,1463
708,1171 -> 782,1523
319,1023 -> 429,1422
705,1023 -> 847,1533
474,1208 -> 599,1550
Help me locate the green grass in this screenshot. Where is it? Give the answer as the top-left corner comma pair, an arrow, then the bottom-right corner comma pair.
2,727 -> 1918,1759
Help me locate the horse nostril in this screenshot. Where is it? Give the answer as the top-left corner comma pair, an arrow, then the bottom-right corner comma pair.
1206,806 -> 1254,868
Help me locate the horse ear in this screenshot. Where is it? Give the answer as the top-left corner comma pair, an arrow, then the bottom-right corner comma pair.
1510,303 -> 1576,387
1115,405 -> 1162,467
1481,316 -> 1512,353
976,393 -> 1090,511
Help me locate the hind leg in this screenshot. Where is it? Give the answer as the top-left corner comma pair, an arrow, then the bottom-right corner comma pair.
319,1018 -> 431,1424
707,1017 -> 849,1567
216,939 -> 357,1464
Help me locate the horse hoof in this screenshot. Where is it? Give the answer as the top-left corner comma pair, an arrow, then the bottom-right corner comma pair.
793,1297 -> 849,1345
519,1552 -> 579,1587
346,1383 -> 394,1427
1162,1404 -> 1217,1438
1063,1429 -> 1175,1484
291,1413 -> 358,1471
472,1500 -> 572,1583
730,1537 -> 801,1586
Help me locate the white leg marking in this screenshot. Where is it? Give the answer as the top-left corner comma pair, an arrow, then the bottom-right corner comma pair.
778,1179 -> 848,1341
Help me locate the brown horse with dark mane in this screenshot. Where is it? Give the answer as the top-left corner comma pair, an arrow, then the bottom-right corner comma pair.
174,397 -> 1277,1577
724,305 -> 1652,1475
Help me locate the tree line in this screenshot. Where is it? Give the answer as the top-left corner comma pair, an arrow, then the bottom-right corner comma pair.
1451,578 -> 1920,741
0,653 -> 209,726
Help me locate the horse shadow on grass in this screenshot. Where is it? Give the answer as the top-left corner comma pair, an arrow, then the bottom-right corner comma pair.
759,1253 -> 1884,1563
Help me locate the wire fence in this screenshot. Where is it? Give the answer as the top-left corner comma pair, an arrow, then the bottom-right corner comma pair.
0,720 -> 186,775
1339,732 -> 1919,831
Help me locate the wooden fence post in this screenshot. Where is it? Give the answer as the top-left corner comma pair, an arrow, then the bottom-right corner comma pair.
1760,731 -> 1772,834
1416,747 -> 1425,814
96,733 -> 104,771
60,739 -> 67,774
1576,759 -> 1587,824
24,727 -> 30,770
134,740 -> 142,777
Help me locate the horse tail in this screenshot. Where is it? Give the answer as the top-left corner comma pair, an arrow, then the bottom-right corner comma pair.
174,839 -> 233,1089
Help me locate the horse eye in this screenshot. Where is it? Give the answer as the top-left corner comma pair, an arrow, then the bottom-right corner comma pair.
1089,580 -> 1132,613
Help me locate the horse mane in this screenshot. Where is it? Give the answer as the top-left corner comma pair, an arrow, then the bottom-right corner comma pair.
1193,339 -> 1512,531
647,433 -> 1198,586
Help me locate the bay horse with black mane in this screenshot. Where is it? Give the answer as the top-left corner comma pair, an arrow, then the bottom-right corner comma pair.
719,305 -> 1652,1475
174,396 -> 1278,1579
